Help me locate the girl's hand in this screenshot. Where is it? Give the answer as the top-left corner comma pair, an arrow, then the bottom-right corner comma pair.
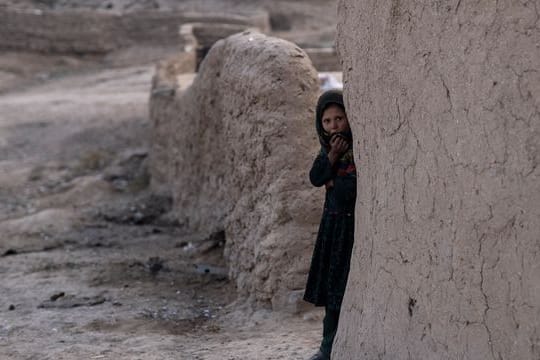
325,180 -> 334,189
328,135 -> 349,165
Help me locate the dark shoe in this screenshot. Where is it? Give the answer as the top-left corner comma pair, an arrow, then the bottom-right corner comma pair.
308,350 -> 329,360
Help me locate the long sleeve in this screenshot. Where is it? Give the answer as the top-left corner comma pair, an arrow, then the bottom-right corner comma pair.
309,150 -> 333,187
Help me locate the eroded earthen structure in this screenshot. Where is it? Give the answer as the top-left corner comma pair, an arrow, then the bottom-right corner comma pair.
0,8 -> 269,54
334,1 -> 540,359
150,32 -> 324,308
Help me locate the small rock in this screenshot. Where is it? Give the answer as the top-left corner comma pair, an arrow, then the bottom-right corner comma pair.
8,305 -> 15,311
38,294 -> 106,309
133,211 -> 144,222
146,257 -> 165,275
2,249 -> 17,257
50,292 -> 65,301
193,263 -> 228,278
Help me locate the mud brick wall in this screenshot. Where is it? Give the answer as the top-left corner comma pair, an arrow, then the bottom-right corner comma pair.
182,22 -> 261,70
0,8 -> 269,54
150,32 -> 324,308
334,1 -> 540,359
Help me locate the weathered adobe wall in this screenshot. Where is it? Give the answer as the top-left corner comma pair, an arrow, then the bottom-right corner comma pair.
334,1 -> 540,359
182,22 -> 261,71
0,8 -> 269,54
149,32 -> 324,307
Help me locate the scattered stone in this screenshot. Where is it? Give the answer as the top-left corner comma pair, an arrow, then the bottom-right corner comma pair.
50,292 -> 65,301
2,249 -> 18,257
199,231 -> 225,254
98,194 -> 172,225
38,294 -> 106,309
181,242 -> 196,253
146,257 -> 166,275
128,260 -> 144,268
86,241 -> 104,248
192,263 -> 228,279
176,241 -> 189,248
42,243 -> 62,252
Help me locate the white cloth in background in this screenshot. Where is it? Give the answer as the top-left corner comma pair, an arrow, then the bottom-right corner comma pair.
318,73 -> 343,91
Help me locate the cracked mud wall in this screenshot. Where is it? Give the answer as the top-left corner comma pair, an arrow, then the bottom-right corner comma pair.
150,32 -> 323,307
334,1 -> 540,359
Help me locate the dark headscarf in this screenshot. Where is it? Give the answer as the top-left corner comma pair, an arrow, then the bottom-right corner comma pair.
315,89 -> 352,149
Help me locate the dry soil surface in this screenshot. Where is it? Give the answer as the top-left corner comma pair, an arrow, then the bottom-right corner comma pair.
0,55 -> 322,359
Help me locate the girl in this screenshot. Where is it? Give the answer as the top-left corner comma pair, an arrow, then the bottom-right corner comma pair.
304,90 -> 356,360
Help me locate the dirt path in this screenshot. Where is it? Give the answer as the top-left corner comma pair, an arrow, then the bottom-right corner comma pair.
0,60 -> 322,359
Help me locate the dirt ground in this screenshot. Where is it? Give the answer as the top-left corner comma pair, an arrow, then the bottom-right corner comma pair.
0,52 -> 324,359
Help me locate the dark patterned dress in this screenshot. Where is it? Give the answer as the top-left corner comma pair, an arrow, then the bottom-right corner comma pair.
303,147 -> 356,311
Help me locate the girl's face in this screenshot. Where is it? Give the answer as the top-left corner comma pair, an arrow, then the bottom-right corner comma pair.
321,104 -> 349,135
